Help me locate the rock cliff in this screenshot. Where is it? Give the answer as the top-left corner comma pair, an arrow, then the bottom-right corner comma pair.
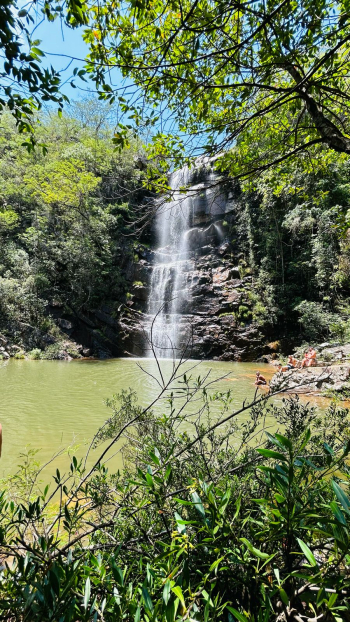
117,161 -> 265,361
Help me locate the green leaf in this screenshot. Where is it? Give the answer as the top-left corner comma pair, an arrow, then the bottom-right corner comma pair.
111,562 -> 124,586
279,588 -> 289,605
171,585 -> 185,606
275,433 -> 292,451
163,579 -> 171,605
83,577 -> 91,610
274,493 -> 286,503
299,428 -> 311,451
239,537 -> 270,559
226,606 -> 249,622
266,432 -> 284,450
191,491 -> 206,519
296,538 -> 317,567
330,501 -> 347,525
209,556 -> 225,572
323,442 -> 334,455
142,586 -> 154,612
256,449 -> 288,461
332,481 -> 350,515
31,47 -> 45,57
175,511 -> 186,534
328,592 -> 338,608
165,599 -> 175,622
149,450 -> 160,465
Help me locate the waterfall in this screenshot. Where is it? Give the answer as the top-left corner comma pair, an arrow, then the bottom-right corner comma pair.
146,166 -> 194,358
143,157 -> 233,359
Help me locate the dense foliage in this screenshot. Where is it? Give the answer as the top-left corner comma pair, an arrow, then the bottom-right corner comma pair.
2,104 -> 350,350
231,148 -> 350,343
0,366 -> 350,621
0,102 -> 146,351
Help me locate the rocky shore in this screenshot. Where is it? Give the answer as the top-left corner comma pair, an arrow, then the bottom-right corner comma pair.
269,364 -> 350,396
0,326 -> 89,361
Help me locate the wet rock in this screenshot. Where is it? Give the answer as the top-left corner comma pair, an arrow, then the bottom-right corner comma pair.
41,334 -> 56,345
131,284 -> 149,301
116,162 -> 265,361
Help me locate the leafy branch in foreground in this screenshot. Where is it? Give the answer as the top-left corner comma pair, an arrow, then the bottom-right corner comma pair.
0,358 -> 350,620
0,0 -> 88,148
84,0 -> 350,182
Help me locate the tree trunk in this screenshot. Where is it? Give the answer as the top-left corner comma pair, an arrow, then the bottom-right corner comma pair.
287,65 -> 350,154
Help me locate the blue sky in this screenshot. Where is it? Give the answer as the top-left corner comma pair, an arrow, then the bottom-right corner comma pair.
32,17 -> 95,101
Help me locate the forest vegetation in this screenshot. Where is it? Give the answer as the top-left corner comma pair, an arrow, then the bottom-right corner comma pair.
0,104 -> 149,357
1,105 -> 350,354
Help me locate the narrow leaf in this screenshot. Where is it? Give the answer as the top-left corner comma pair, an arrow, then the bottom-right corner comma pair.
239,537 -> 269,559
142,586 -> 154,612
257,449 -> 288,461
171,585 -> 185,606
296,538 -> 317,567
330,501 -> 347,525
226,606 -> 249,622
332,481 -> 350,515
163,579 -> 171,605
84,577 -> 91,610
191,491 -> 206,519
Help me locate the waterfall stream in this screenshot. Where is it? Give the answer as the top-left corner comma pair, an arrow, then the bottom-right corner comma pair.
122,160 -> 261,362
147,166 -> 194,358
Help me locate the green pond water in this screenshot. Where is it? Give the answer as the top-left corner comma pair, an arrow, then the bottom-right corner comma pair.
0,357 -> 327,480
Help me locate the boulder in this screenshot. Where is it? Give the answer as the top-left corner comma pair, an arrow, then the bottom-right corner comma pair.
57,318 -> 73,331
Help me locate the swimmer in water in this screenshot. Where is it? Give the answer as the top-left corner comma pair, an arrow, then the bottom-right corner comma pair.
255,371 -> 267,386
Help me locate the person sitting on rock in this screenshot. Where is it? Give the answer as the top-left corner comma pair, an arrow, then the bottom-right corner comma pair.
255,371 -> 267,385
301,347 -> 317,368
286,355 -> 298,369
277,363 -> 289,372
308,347 -> 317,366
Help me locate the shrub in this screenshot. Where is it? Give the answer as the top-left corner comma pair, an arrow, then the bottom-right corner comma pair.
294,300 -> 336,341
0,364 -> 350,620
28,348 -> 42,360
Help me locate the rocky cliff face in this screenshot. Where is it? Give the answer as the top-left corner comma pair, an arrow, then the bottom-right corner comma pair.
117,161 -> 265,361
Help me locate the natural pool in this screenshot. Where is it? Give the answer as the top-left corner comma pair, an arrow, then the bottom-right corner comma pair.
0,357 -> 330,479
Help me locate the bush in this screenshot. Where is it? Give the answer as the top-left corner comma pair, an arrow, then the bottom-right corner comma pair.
28,348 -> 42,360
0,363 -> 350,621
294,300 -> 336,341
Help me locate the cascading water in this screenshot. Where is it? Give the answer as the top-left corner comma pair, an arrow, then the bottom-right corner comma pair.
146,166 -> 194,358
121,159 -> 259,362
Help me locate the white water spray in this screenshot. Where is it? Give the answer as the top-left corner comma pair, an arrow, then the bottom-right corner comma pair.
145,159 -> 229,358
147,166 -> 194,358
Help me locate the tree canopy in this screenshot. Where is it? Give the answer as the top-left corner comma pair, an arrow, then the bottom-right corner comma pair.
84,0 -> 350,177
